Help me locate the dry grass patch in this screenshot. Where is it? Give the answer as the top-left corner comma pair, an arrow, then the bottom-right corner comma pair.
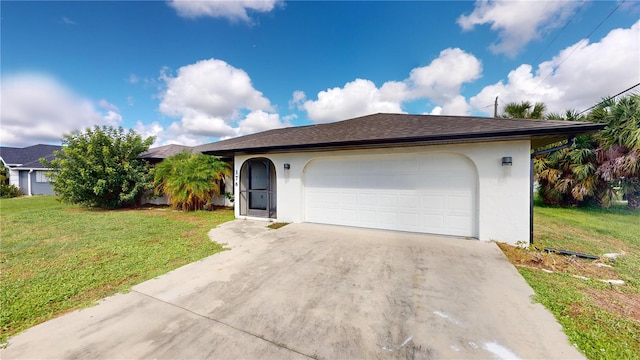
497,243 -> 619,280
585,289 -> 640,324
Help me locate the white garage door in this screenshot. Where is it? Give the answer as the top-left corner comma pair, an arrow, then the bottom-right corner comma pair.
304,153 -> 477,237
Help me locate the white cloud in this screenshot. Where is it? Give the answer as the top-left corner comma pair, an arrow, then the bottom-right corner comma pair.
136,111 -> 289,147
282,113 -> 297,122
159,58 -> 285,140
458,0 -> 580,56
160,59 -> 272,120
0,73 -> 122,147
469,19 -> 640,116
134,121 -> 164,142
301,78 -> 405,123
289,90 -> 306,109
237,110 -> 290,135
409,48 -> 482,98
134,120 -> 210,147
429,106 -> 443,115
103,111 -> 123,125
98,99 -> 119,112
168,0 -> 280,23
300,48 -> 481,123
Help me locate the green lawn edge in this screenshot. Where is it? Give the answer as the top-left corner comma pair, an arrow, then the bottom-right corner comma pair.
504,203 -> 640,360
0,196 -> 235,344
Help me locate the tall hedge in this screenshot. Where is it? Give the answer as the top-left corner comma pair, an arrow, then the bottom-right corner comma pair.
42,126 -> 155,209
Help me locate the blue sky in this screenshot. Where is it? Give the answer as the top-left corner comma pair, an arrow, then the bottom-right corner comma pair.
2,0 -> 639,147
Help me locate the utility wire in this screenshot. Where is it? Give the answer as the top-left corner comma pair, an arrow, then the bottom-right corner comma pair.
532,1 -> 587,65
530,0 -> 625,95
576,82 -> 640,116
468,102 -> 495,115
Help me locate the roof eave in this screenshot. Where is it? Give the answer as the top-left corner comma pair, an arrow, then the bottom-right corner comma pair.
201,123 -> 606,156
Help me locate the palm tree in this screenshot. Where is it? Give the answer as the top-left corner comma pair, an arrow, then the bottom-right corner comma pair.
501,101 -> 547,119
590,94 -> 640,209
530,106 -> 608,207
534,134 -> 606,206
154,151 -> 231,211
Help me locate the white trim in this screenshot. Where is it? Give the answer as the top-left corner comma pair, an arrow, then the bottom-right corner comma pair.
12,167 -> 54,171
8,169 -> 20,188
27,169 -> 33,196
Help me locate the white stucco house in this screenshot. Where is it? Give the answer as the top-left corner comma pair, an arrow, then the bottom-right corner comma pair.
0,144 -> 61,196
192,113 -> 603,246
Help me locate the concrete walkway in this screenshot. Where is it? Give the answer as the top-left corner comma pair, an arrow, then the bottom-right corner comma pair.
1,221 -> 584,359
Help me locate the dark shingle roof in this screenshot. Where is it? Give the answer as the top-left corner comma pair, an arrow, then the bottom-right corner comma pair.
194,113 -> 605,155
0,144 -> 62,167
138,144 -> 193,160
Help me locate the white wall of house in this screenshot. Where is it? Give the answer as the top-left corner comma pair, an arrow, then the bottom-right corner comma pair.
211,175 -> 234,207
9,169 -> 20,188
234,140 -> 531,245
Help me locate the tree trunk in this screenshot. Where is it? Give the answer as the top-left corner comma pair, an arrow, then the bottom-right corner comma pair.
627,191 -> 640,210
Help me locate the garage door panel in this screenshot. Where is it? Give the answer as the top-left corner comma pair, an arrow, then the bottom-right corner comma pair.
421,213 -> 445,229
398,195 -> 417,208
400,212 -> 420,226
341,193 -> 357,205
447,195 -> 472,211
419,176 -> 443,189
378,211 -> 398,226
357,210 -> 377,224
420,195 -> 444,210
338,209 -> 357,222
357,193 -> 377,206
304,154 -> 477,237
378,194 -> 397,207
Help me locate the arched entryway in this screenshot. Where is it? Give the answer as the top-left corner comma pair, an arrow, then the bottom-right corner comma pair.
239,158 -> 277,218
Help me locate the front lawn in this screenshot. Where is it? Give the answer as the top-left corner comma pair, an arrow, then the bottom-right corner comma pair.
499,202 -> 640,360
0,196 -> 234,344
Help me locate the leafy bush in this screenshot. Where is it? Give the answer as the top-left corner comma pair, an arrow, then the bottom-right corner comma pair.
41,126 -> 155,209
0,184 -> 22,198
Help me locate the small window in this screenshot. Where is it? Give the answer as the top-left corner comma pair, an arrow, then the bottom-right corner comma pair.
35,171 -> 49,183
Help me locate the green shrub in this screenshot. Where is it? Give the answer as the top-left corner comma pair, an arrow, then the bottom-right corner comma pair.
41,126 -> 155,209
0,184 -> 23,198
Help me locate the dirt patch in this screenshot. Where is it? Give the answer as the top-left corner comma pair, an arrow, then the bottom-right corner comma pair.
497,243 -> 620,280
584,288 -> 640,323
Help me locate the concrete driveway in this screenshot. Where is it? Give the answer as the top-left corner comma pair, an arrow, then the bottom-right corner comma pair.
1,221 -> 584,359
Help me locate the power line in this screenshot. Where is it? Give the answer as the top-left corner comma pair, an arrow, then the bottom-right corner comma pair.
576,82 -> 640,116
530,0 -> 625,95
532,1 -> 587,65
468,102 -> 494,113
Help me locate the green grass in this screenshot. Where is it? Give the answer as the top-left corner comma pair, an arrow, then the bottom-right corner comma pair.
0,196 -> 234,344
502,202 -> 640,360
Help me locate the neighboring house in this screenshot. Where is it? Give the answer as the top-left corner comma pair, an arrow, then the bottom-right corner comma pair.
194,113 -> 605,246
138,144 -> 193,165
0,144 -> 62,196
138,144 -> 233,206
